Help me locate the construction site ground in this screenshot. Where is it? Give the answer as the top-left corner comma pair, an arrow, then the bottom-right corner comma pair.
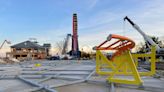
0,60 -> 163,92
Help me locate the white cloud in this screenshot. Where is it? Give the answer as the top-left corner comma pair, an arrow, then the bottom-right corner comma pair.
3,0 -> 164,54
79,0 -> 164,50
17,0 -> 164,54
88,0 -> 99,9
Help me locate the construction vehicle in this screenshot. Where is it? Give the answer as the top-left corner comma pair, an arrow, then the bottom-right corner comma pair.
124,16 -> 164,60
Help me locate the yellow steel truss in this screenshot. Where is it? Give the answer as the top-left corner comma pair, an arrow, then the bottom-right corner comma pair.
96,46 -> 156,86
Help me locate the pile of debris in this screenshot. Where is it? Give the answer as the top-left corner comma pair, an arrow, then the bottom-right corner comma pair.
0,58 -> 20,64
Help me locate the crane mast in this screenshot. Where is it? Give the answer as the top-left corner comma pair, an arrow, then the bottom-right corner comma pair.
124,16 -> 162,53
62,34 -> 71,55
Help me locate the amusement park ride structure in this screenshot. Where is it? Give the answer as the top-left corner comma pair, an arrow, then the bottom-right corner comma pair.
94,34 -> 156,86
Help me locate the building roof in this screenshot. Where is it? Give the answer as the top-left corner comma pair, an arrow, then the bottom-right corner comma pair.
11,40 -> 45,50
43,44 -> 51,48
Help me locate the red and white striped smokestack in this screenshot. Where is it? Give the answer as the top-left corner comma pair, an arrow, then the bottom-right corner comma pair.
73,13 -> 78,37
72,13 -> 79,52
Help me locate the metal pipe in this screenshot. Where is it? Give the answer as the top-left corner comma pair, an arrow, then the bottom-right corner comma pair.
50,79 -> 85,88
17,76 -> 57,92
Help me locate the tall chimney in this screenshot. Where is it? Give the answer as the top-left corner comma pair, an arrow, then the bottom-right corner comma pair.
71,13 -> 80,57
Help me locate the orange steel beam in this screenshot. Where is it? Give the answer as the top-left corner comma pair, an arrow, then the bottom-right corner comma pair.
105,40 -> 121,49
95,34 -> 135,60
97,40 -> 108,48
113,41 -> 132,50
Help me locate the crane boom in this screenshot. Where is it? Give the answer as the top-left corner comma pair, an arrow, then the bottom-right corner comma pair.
0,40 -> 11,49
124,16 -> 162,53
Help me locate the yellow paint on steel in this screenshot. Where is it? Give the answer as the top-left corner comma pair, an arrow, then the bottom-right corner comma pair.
35,63 -> 41,67
95,46 -> 156,86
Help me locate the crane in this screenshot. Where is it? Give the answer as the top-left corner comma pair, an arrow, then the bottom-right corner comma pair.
62,34 -> 71,55
124,16 -> 164,59
0,40 -> 11,49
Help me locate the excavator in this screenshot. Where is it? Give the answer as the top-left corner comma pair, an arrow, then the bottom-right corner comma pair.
124,16 -> 164,61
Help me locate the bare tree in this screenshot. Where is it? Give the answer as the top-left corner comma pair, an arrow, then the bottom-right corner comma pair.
137,36 -> 164,53
55,41 -> 65,55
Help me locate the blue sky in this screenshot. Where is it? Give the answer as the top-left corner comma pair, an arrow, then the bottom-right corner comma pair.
0,0 -> 164,51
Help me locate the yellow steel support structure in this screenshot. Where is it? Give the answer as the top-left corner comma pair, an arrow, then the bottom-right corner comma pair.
96,50 -> 143,85
95,34 -> 156,86
132,46 -> 156,76
108,50 -> 143,85
96,46 -> 156,86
